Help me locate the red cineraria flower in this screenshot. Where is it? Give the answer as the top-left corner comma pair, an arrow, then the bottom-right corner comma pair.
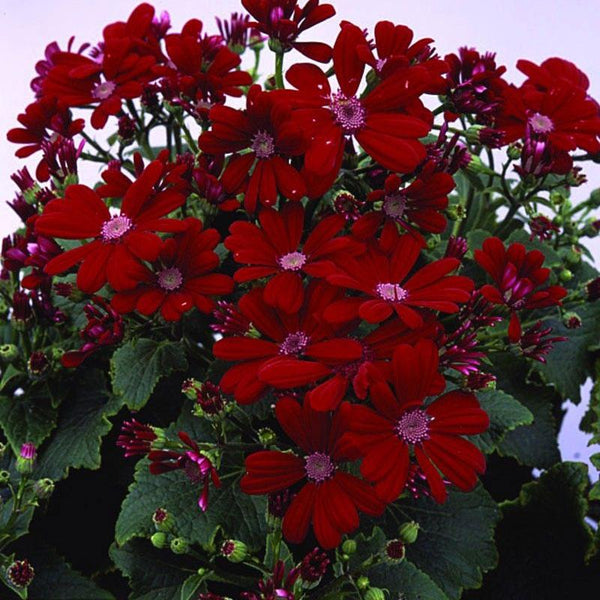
342,340 -> 489,503
35,160 -> 186,294
212,282 -> 364,404
324,233 -> 474,328
157,19 -> 252,112
353,163 -> 455,238
283,22 -> 434,196
225,203 -> 360,313
149,432 -> 221,512
517,57 -> 593,96
474,237 -> 567,341
241,397 -> 384,548
111,218 -> 233,321
242,0 -> 336,62
198,85 -> 307,212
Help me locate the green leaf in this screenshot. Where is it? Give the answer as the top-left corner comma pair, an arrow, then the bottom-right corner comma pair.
34,370 -> 123,480
0,496 -> 35,544
27,546 -> 114,600
369,561 -> 448,600
465,463 -> 596,599
115,460 -> 267,550
111,338 -> 188,410
472,389 -> 533,453
110,540 -> 187,600
466,229 -> 492,258
180,574 -> 204,600
491,353 -> 561,468
532,301 -> 600,404
393,484 -> 500,600
0,390 -> 58,454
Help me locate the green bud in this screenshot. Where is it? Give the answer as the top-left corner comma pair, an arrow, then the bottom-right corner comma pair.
152,507 -> 174,532
466,155 -> 494,176
258,428 -> 277,447
507,143 -> 521,160
342,539 -> 357,555
399,521 -> 420,545
426,234 -> 441,251
356,576 -> 370,590
33,478 -> 55,499
170,537 -> 190,555
221,539 -> 248,563
0,343 -> 19,362
364,588 -> 386,600
550,191 -> 566,206
559,269 -> 573,282
563,312 -> 582,329
590,188 -> 600,208
565,246 -> 582,265
16,442 -> 36,476
151,532 -> 169,549
197,567 -> 207,576
0,470 -> 10,485
0,442 -> 6,460
553,215 -> 563,226
447,204 -> 466,221
268,38 -> 285,54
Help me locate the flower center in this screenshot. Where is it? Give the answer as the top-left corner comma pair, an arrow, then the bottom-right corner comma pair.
100,215 -> 132,241
279,331 -> 310,356
278,251 -> 307,271
528,112 -> 554,134
157,267 -> 183,291
383,194 -> 408,220
331,92 -> 366,134
395,409 -> 431,444
376,282 -> 408,302
304,452 -> 335,482
251,130 -> 275,159
92,80 -> 117,100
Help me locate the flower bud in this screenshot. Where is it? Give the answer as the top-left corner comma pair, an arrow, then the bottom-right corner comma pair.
507,143 -> 522,160
384,539 -> 406,562
399,521 -> 420,544
565,246 -> 582,266
258,428 -> 277,447
447,204 -> 466,221
28,351 -> 49,376
364,588 -> 386,600
16,442 -> 36,475
151,532 -> 169,549
0,343 -> 19,363
342,539 -> 357,555
170,537 -> 190,554
0,470 -> 10,485
559,269 -> 573,283
0,442 -> 6,460
220,540 -> 248,563
152,507 -> 174,532
6,559 -> 34,589
356,576 -> 370,590
33,478 -> 55,499
550,191 -> 567,206
563,312 -> 582,329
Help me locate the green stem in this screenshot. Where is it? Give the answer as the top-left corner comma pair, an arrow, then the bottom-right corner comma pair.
275,52 -> 285,89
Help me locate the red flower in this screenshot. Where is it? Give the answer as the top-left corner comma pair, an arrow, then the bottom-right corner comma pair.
342,340 -> 489,503
157,19 -> 252,112
517,57 -> 592,96
111,218 -> 233,321
212,282 -> 363,404
198,85 -> 307,212
353,163 -> 455,238
225,203 -> 360,313
242,0 -> 336,62
324,233 -> 474,328
474,237 -> 567,341
35,160 -> 186,293
241,397 -> 384,548
282,22 -> 434,197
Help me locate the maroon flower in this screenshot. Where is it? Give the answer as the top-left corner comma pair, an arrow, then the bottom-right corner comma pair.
299,547 -> 330,582
117,419 -> 159,457
517,321 -> 567,363
6,560 -> 35,589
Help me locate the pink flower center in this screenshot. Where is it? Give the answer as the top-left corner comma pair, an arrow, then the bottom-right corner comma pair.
376,282 -> 408,302
528,112 -> 554,134
92,80 -> 117,100
395,409 -> 432,444
278,251 -> 306,271
279,331 -> 310,356
251,130 -> 275,159
157,267 -> 183,291
331,92 -> 366,134
383,194 -> 408,220
304,451 -> 335,482
100,215 -> 132,241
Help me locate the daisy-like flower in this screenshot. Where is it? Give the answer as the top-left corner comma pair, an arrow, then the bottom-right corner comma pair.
241,397 -> 385,549
111,218 -> 233,321
324,232 -> 474,328
225,203 -> 361,313
198,85 -> 307,212
35,160 -> 186,294
342,340 -> 489,503
352,162 -> 455,238
282,22 -> 435,197
213,282 -> 364,404
474,237 -> 567,341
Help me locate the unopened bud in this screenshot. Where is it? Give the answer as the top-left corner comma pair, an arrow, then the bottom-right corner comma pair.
0,442 -> 6,459
559,269 -> 573,282
220,540 -> 248,563
33,478 -> 54,499
364,588 -> 386,600
28,351 -> 49,376
356,576 -> 370,590
563,312 -> 582,329
399,521 -> 419,544
170,537 -> 190,554
384,539 -> 406,562
565,246 -> 582,265
507,143 -> 522,160
550,191 -> 566,206
16,442 -> 36,475
151,532 -> 169,549
447,204 -> 466,221
342,539 -> 357,555
0,470 -> 10,485
6,559 -> 34,589
0,343 -> 18,362
258,428 -> 277,446
152,507 -> 174,532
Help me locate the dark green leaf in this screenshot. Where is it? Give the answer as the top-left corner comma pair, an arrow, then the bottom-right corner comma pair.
369,561 -> 448,600
180,574 -> 204,600
111,338 -> 188,410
